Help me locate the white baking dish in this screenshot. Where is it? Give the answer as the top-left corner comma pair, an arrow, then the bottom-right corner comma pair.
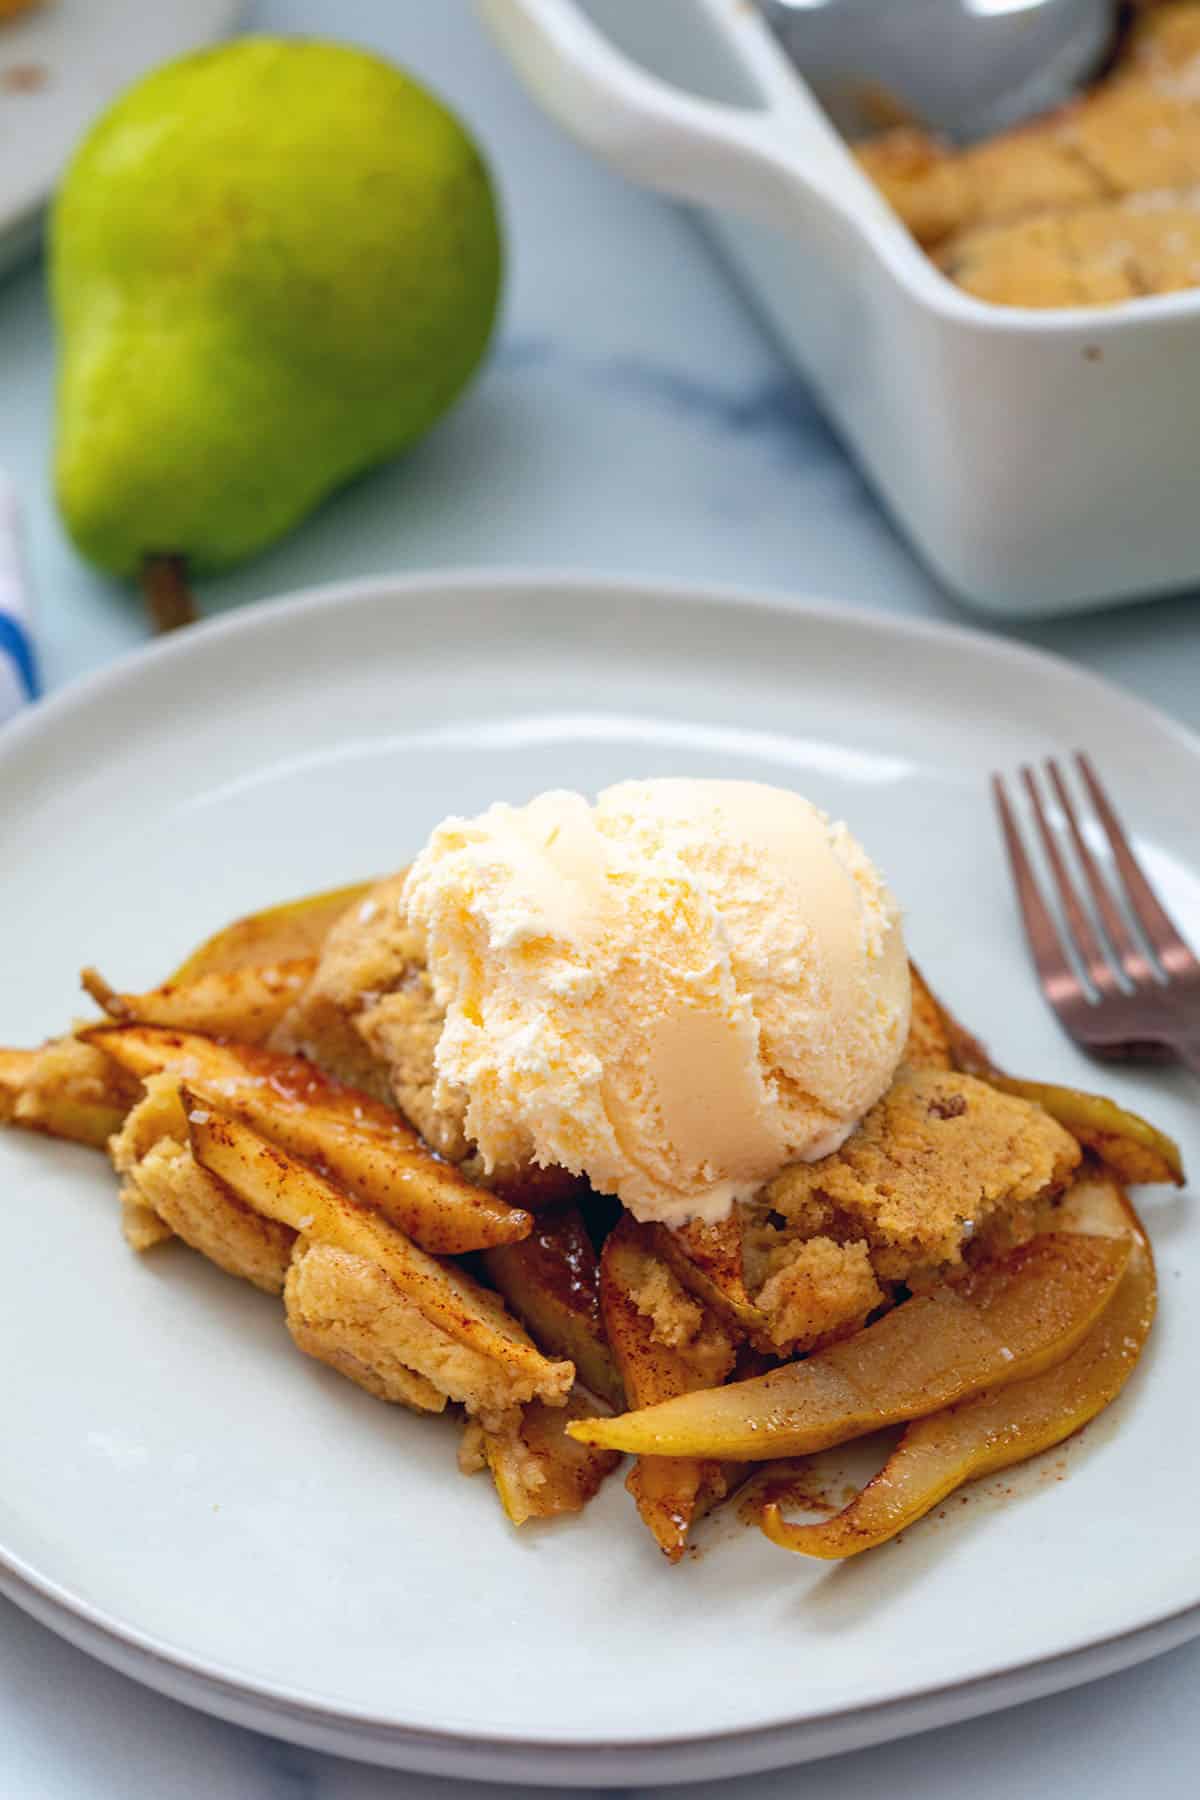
480,0 -> 1200,618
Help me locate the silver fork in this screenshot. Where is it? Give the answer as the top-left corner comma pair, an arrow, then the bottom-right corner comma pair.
993,752 -> 1200,1077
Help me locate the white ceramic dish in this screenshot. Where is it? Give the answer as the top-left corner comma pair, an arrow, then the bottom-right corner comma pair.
0,0 -> 240,276
480,0 -> 1200,619
1,571 -> 1197,1787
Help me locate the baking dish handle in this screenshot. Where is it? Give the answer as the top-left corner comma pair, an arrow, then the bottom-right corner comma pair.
478,0 -> 896,244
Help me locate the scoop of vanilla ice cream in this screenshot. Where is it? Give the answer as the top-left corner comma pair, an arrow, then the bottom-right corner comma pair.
403,779 -> 911,1226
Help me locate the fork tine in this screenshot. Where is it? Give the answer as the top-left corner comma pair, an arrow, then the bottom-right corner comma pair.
1020,766 -> 1120,996
1044,759 -> 1155,989
992,774 -> 1086,1010
1076,752 -> 1200,980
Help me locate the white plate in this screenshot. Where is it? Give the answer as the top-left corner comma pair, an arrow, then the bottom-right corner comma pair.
0,0 -> 240,275
1,572 -> 1197,1788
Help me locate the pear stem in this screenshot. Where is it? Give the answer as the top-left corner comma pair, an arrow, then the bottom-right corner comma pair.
141,555 -> 196,633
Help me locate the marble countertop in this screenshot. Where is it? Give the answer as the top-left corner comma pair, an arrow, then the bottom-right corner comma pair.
2,1 -> 1198,1794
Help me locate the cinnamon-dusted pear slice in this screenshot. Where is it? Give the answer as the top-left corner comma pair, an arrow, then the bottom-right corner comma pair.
476,1393 -> 622,1527
82,960 -> 316,1045
568,1231 -> 1129,1461
87,1025 -> 531,1254
601,1214 -> 737,1562
0,1039 -> 137,1149
1,884 -> 369,1148
187,1097 -> 572,1412
484,1200 -> 623,1409
171,881 -> 375,980
760,1172 -> 1154,1557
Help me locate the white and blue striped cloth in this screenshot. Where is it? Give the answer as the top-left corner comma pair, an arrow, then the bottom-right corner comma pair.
0,472 -> 39,725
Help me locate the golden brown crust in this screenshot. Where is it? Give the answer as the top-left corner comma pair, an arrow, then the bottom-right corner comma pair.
119,1191 -> 176,1253
283,1234 -> 567,1420
938,200 -> 1200,308
625,1254 -> 709,1352
273,874 -> 565,1188
762,1067 -> 1081,1288
660,1068 -> 1078,1353
109,1071 -> 187,1171
603,1217 -> 735,1398
859,3 -> 1200,306
752,1235 -> 885,1351
352,979 -> 466,1161
111,1074 -> 295,1290
854,128 -> 975,246
284,1241 -> 448,1412
125,1139 -> 297,1293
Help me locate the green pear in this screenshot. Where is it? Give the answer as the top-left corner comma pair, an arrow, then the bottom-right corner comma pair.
51,38 -> 503,581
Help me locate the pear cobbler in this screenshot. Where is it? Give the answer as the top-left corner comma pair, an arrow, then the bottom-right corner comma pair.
1,781 -> 1177,1562
859,3 -> 1200,307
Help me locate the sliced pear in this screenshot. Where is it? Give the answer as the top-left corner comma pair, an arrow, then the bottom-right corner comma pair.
484,1200 -> 623,1409
568,1231 -> 1129,1460
124,1141 -> 296,1293
601,1214 -> 737,1561
760,1173 -> 1154,1556
87,1024 -> 531,1254
284,1238 -> 451,1414
478,1392 -> 622,1526
171,881 -> 374,981
625,1454 -> 717,1561
187,1097 -> 572,1411
82,959 -> 316,1044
